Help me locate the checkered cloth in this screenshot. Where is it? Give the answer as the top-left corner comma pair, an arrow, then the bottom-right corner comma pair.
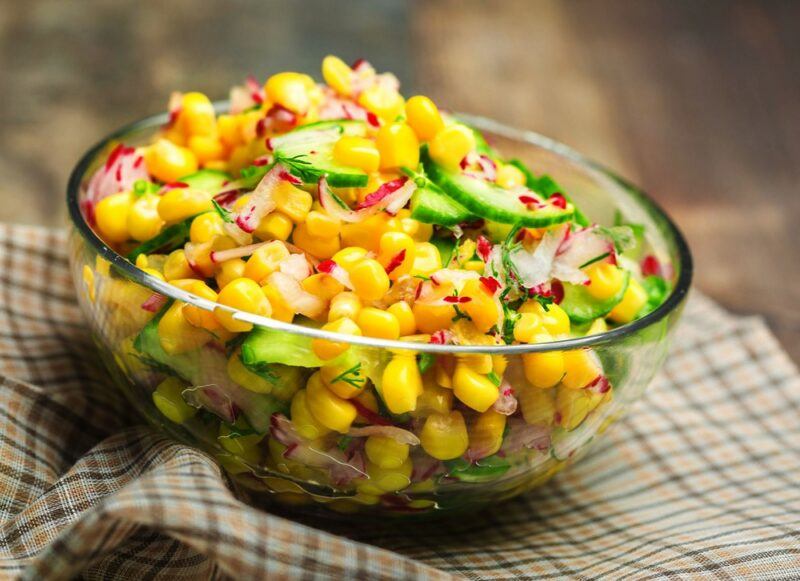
0,224 -> 798,580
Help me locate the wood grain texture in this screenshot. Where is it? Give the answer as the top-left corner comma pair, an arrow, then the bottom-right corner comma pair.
0,0 -> 796,362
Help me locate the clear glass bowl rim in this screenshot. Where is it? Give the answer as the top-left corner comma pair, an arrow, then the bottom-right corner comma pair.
66,105 -> 692,355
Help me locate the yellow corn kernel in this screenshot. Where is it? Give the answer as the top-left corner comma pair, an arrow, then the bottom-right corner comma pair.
186,235 -> 235,278
561,349 -> 602,389
523,351 -> 565,389
217,114 -> 241,148
157,188 -> 213,224
396,214 -> 433,242
492,354 -> 508,377
305,372 -> 357,433
95,191 -> 133,243
320,357 -> 368,399
273,181 -> 313,223
142,267 -> 165,281
127,193 -> 164,242
586,317 -> 608,335
312,317 -> 361,360
585,263 -> 625,300
152,377 -> 196,424
405,95 -> 444,142
413,380 -> 453,417
354,389 -> 380,423
608,277 -> 648,324
460,279 -> 499,333
328,292 -> 362,322
301,273 -> 343,301
340,213 -> 393,252
244,241 -> 291,284
429,124 -> 476,170
518,385 -> 556,426
215,277 -> 272,333
292,223 -> 340,259
411,242 -> 442,277
360,457 -> 413,495
157,301 -> 211,354
452,362 -> 499,412
261,283 -> 295,323
253,211 -> 293,241
376,231 -> 416,280
495,163 -> 527,189
381,353 -> 423,414
305,210 -> 342,238
322,55 -> 353,97
460,354 -> 494,375
412,302 -> 455,335
219,421 -> 263,464
145,138 -> 199,183
513,313 -> 549,343
180,92 -> 216,136
226,352 -> 273,394
520,301 -> 571,336
333,136 -> 380,173
365,435 -> 409,470
228,144 -> 254,174
290,389 -> 332,440
357,307 -> 400,340
375,122 -> 419,170
435,358 -> 454,388
349,258 -> 390,301
188,134 -> 225,164
163,249 -> 197,281
182,280 -> 220,331
469,409 -> 507,459
358,84 -> 405,122
387,301 -> 416,336
215,258 -> 246,289
331,246 -> 369,271
189,212 -> 224,244
556,385 -> 605,430
265,72 -> 315,114
420,411 -> 469,460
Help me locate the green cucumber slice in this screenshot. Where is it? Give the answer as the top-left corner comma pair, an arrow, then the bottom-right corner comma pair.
560,271 -> 630,324
178,169 -> 232,192
242,325 -> 327,368
508,159 -> 589,227
444,456 -> 511,482
402,167 -> 475,226
271,120 -> 369,188
127,215 -> 198,262
423,149 -> 574,227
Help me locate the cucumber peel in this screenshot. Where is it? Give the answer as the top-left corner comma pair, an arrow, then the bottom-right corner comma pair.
508,159 -> 589,227
560,271 -> 630,324
402,166 -> 475,226
178,169 -> 231,192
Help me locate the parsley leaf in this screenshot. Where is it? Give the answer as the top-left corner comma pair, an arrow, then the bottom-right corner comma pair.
212,199 -> 234,223
240,357 -> 279,385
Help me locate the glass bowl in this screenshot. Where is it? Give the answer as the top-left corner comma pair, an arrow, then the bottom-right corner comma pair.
66,108 -> 692,518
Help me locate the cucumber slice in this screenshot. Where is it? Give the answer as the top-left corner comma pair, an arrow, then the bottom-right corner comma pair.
178,169 -> 231,192
429,235 -> 458,268
127,215 -> 198,262
241,325 -> 326,368
423,149 -> 574,227
271,120 -> 369,188
444,456 -> 511,483
560,271 -> 630,324
508,159 -> 589,227
402,167 -> 475,226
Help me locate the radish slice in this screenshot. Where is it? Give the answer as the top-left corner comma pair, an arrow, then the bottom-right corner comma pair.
85,144 -> 148,208
222,222 -> 253,247
166,91 -> 182,128
140,293 -> 167,313
492,381 -> 518,416
318,176 -> 416,223
555,226 -> 615,273
346,425 -> 420,445
182,384 -> 237,424
234,164 -> 297,233
266,271 -> 326,318
461,152 -> 497,182
502,418 -> 551,454
316,259 -> 353,289
279,253 -> 312,281
210,241 -> 269,264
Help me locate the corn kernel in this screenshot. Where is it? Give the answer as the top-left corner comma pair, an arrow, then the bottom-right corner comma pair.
608,277 -> 648,324
219,421 -> 263,464
265,72 -> 315,114
460,353 -> 494,374
412,380 -> 453,417
459,279 -> 499,333
274,181 -> 313,223
216,258 -> 246,289
361,457 -> 413,494
357,307 -> 400,339
142,267 -> 165,281
290,389 -> 332,439
253,211 -> 294,241
376,231 -> 416,280
586,317 -> 608,335
303,211 -> 341,240
405,95 -> 444,142
215,277 -> 272,333
331,246 -> 369,271
301,273 -> 344,301
311,317 -> 361,360
365,435 -> 409,470
244,241 -> 291,284
561,350 -> 601,389
163,249 -> 197,281
181,280 -> 220,331
452,362 -> 499,412
375,123 -> 419,170
522,351 -> 565,389
420,411 -> 469,460
429,124 -> 476,170
495,164 -> 527,189
520,301 -> 571,336
189,212 -> 224,244
341,213 -> 393,252
127,193 -> 164,242
186,235 -> 235,278
381,353 -> 423,414
412,301 -> 455,335
333,136 -> 380,173
158,301 -> 211,354
349,258 -> 390,301
320,353 -> 368,399
217,114 -> 241,148
328,292 -> 362,322
145,138 -> 198,183
152,377 -> 196,424
322,55 -> 353,97
585,263 -> 625,300
469,409 -> 506,459
188,134 -> 225,164
261,283 -> 295,323
180,92 -> 216,136
387,301 -> 416,336
227,352 -> 274,394
358,84 -> 405,122
305,371 -> 357,433
95,191 -> 133,243
292,223 -> 340,259
157,188 -> 213,224
518,385 -> 556,426
411,242 -> 442,276
492,354 -> 508,377
556,385 -> 605,430
514,313 -> 549,343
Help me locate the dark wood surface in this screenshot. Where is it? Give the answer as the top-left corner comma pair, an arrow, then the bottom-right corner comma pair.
1,0 -> 797,362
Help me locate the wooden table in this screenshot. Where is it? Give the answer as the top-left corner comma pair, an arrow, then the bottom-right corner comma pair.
1,0 -> 797,362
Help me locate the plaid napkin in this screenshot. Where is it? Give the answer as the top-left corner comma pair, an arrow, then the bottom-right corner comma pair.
1,223 -> 798,580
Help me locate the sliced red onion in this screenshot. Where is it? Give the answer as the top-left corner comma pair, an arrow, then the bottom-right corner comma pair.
351,399 -> 393,426
182,384 -> 237,424
549,193 -> 567,209
318,176 -> 416,223
355,177 -> 407,210
411,454 -> 442,482
346,425 -> 420,445
429,329 -> 454,345
266,271 -> 326,318
479,276 -> 501,295
476,236 -> 493,262
586,375 -> 611,395
502,418 -> 551,454
316,259 -> 353,289
384,249 -> 406,275
492,381 -> 518,416
140,293 -> 167,313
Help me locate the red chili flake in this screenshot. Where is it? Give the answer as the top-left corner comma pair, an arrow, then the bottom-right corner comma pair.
479,276 -> 501,294
164,181 -> 189,191
476,235 -> 492,261
550,193 -> 567,209
366,111 -> 380,128
414,281 -> 423,300
351,58 -> 368,70
265,137 -> 275,151
133,155 -> 144,169
384,249 -> 406,275
355,177 -> 407,210
255,117 -> 267,137
316,259 -> 337,274
459,156 -> 470,170
104,144 -> 124,170
518,195 -> 538,206
429,330 -> 452,344
114,164 -> 122,183
252,157 -> 270,166
551,280 -> 564,304
443,295 -> 471,304
641,254 -> 662,277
